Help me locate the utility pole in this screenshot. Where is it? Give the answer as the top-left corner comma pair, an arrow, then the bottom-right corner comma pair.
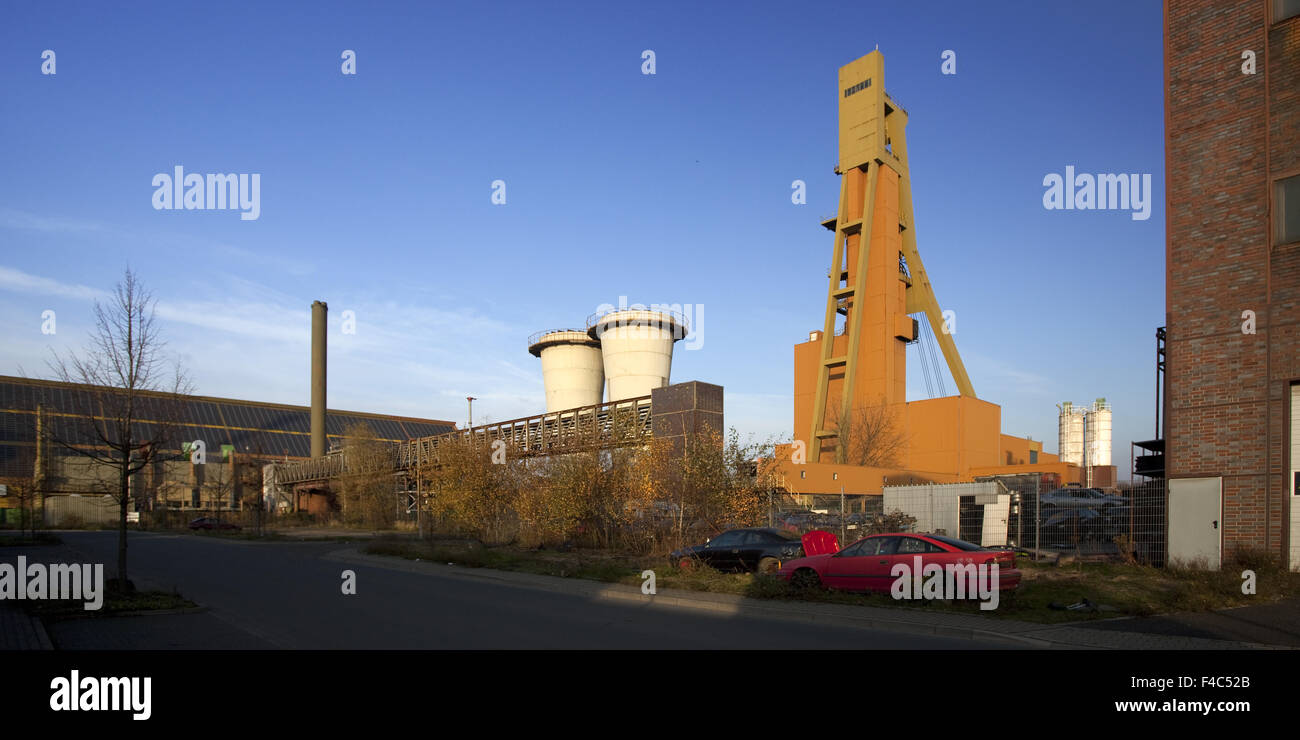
840,486 -> 846,547
466,396 -> 477,429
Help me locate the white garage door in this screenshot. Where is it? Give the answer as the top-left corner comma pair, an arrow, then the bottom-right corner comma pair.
1168,477 -> 1222,570
1290,384 -> 1299,571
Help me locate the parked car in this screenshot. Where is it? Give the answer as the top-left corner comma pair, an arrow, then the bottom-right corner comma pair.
777,532 -> 1020,593
1040,487 -> 1127,510
188,517 -> 240,531
672,528 -> 807,573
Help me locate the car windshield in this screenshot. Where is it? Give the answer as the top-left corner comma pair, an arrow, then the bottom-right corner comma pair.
924,534 -> 987,551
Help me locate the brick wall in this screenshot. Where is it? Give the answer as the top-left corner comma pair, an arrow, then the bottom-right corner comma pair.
1165,0 -> 1299,560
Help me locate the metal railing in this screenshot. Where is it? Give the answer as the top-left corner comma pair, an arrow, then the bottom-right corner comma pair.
526,328 -> 591,348
398,395 -> 652,469
585,307 -> 690,337
272,395 -> 654,485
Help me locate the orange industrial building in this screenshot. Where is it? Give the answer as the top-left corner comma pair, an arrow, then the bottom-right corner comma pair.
773,52 -> 1082,495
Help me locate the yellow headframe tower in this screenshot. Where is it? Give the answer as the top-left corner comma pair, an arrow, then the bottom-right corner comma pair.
806,51 -> 975,464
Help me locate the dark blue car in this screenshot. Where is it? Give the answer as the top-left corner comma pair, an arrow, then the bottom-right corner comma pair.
672,527 -> 805,573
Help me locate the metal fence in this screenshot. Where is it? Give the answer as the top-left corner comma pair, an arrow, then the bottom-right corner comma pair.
766,491 -> 884,547
43,494 -> 119,527
978,475 -> 1167,564
765,477 -> 1169,565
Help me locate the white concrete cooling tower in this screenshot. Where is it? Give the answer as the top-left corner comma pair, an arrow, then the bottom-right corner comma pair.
586,309 -> 688,402
528,329 -> 605,413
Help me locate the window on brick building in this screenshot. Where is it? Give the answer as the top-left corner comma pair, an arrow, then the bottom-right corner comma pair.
1275,0 -> 1300,22
1276,174 -> 1300,245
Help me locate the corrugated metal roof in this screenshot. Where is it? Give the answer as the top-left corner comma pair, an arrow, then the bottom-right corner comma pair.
0,376 -> 455,478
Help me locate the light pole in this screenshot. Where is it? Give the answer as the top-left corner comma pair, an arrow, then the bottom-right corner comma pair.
466,396 -> 477,429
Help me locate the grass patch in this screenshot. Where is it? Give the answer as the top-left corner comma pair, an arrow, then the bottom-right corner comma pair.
21,590 -> 197,620
361,536 -> 1300,624
1005,557 -> 1300,621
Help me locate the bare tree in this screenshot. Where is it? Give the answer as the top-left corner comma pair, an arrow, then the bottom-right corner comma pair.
2,477 -> 41,540
826,398 -> 906,468
203,454 -> 235,527
238,453 -> 268,538
46,269 -> 192,590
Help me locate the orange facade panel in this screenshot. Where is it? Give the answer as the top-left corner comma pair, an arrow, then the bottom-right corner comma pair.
998,433 -> 1046,466
768,449 -> 960,496
901,396 -> 1001,478
970,462 -> 1083,487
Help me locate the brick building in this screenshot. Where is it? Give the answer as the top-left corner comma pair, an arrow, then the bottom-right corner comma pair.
1164,0 -> 1300,568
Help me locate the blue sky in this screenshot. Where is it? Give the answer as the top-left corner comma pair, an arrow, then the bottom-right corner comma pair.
0,1 -> 1164,476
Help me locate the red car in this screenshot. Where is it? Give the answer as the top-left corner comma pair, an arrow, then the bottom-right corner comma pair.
778,532 -> 1020,594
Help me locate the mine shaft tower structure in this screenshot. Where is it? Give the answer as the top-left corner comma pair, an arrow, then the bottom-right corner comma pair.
808,51 -> 974,463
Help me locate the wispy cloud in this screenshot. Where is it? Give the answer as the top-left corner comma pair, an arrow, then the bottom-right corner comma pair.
0,208 -> 315,278
964,352 -> 1053,395
0,209 -> 108,234
0,265 -> 108,301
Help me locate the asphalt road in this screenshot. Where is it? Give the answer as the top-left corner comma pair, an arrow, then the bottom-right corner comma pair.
51,531 -> 993,649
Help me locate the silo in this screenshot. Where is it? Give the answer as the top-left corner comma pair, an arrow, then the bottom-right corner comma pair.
528,329 -> 605,413
1057,402 -> 1085,466
587,308 -> 687,402
1085,398 -> 1112,467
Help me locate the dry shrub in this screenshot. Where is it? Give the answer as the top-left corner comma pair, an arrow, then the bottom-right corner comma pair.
336,423 -> 399,529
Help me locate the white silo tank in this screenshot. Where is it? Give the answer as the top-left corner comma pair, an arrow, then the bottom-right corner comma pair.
587,309 -> 687,402
1057,402 -> 1085,466
1086,398 -> 1112,467
528,329 -> 605,413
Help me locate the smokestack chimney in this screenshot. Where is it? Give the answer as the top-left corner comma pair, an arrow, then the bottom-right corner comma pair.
311,300 -> 328,457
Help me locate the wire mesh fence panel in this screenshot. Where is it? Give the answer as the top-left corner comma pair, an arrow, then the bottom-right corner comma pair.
974,474 -> 1167,564
764,478 -> 1174,565
769,492 -> 895,547
1023,483 -> 1166,563
1127,478 -> 1167,566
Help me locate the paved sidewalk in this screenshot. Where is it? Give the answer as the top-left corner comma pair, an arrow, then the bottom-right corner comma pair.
1071,599 -> 1300,648
327,547 -> 1288,650
48,612 -> 275,650
1,539 -> 228,651
0,602 -> 53,650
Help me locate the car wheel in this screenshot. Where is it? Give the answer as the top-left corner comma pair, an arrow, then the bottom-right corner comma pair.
791,568 -> 821,590
756,557 -> 780,575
